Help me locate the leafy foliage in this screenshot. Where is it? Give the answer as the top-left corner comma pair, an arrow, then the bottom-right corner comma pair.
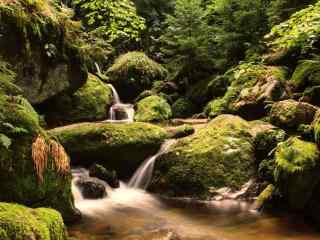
266,1 -> 320,55
74,0 -> 146,47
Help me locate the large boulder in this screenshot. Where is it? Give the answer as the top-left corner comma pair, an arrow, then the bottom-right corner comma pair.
0,203 -> 67,240
49,122 -> 168,178
107,52 -> 167,102
40,73 -> 113,125
270,100 -> 318,129
0,94 -> 77,222
150,115 -> 256,197
135,95 -> 172,122
0,0 -> 87,104
274,137 -> 320,210
205,64 -> 288,120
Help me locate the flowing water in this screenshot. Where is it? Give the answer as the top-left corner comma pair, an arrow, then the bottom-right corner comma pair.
107,84 -> 135,122
69,143 -> 320,240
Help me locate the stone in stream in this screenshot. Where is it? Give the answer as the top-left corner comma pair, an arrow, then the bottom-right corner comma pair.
75,177 -> 107,199
89,164 -> 120,188
49,122 -> 168,178
150,115 -> 256,198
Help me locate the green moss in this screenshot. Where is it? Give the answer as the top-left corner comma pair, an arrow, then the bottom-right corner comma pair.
49,122 -> 168,178
205,63 -> 288,119
274,137 -> 320,210
150,115 -> 255,198
43,73 -> 113,124
167,125 -> 195,139
106,52 -> 168,101
135,95 -> 172,122
171,97 -> 196,118
0,203 -> 67,240
0,95 -> 76,222
291,60 -> 320,91
255,184 -> 275,209
270,100 -> 318,129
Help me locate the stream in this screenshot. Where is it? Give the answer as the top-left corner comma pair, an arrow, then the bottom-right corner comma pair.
69,147 -> 320,240
69,78 -> 320,240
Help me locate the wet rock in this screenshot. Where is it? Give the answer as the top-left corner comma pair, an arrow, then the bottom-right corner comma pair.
89,164 -> 120,188
75,177 -> 106,199
49,122 -> 168,178
150,115 -> 256,198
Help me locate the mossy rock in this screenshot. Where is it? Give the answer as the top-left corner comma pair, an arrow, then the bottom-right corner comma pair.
290,59 -> 320,92
0,0 -> 87,104
205,64 -> 288,120
49,122 -> 168,178
0,203 -> 67,240
107,52 -> 167,101
249,120 -> 287,162
135,96 -> 172,122
171,97 -> 196,118
41,73 -> 113,125
166,125 -> 195,139
270,100 -> 318,129
274,137 -> 320,210
0,95 -> 77,222
255,184 -> 276,210
150,115 -> 256,198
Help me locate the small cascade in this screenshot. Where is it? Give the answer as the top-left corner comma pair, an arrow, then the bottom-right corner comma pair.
107,84 -> 135,122
129,140 -> 176,189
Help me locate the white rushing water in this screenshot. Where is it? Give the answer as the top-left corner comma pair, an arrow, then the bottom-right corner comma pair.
107,84 -> 135,122
129,140 -> 176,189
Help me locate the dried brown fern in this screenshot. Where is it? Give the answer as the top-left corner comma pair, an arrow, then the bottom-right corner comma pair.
32,135 -> 48,182
49,139 -> 70,175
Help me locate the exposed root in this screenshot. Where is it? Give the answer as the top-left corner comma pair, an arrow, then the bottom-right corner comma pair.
32,135 -> 48,182
49,139 -> 70,175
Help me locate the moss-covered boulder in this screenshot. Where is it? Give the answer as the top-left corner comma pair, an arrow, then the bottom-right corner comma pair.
290,60 -> 320,91
135,96 -> 172,122
107,52 -> 167,101
249,121 -> 287,162
270,100 -> 318,129
274,137 -> 320,210
150,115 -> 256,198
171,97 -> 196,118
0,203 -> 67,240
41,74 -> 113,125
205,64 -> 288,120
0,95 -> 77,222
0,0 -> 87,104
49,122 -> 168,178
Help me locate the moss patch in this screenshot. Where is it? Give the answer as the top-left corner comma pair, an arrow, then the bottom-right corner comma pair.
107,52 -> 167,101
150,115 -> 256,198
135,95 -> 172,122
274,137 -> 320,210
49,122 -> 168,178
0,202 -> 67,240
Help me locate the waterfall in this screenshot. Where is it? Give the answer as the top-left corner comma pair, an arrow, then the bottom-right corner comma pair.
106,84 -> 135,122
129,140 -> 176,190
